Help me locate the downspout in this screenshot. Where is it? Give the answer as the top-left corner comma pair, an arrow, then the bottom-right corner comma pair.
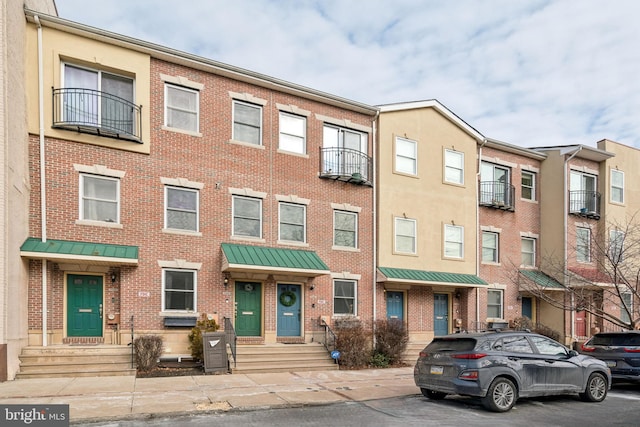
371,110 -> 379,344
35,15 -> 48,346
564,146 -> 582,342
476,138 -> 487,326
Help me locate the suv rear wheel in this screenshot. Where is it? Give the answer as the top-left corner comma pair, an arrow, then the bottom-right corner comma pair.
579,372 -> 608,402
481,377 -> 517,412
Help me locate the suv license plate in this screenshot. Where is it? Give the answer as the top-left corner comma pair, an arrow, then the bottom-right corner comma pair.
430,366 -> 444,375
606,361 -> 616,367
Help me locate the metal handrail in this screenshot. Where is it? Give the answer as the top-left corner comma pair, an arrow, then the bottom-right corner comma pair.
478,181 -> 515,210
319,147 -> 372,183
223,317 -> 237,368
129,315 -> 134,369
323,324 -> 337,354
52,87 -> 142,141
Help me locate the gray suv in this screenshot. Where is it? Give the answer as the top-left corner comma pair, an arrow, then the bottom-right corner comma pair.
414,331 -> 611,412
580,331 -> 640,383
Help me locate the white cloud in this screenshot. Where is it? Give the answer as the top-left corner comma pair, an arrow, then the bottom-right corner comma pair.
54,0 -> 640,147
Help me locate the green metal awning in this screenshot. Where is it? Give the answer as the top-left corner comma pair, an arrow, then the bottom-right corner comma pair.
519,269 -> 564,289
378,267 -> 487,288
221,243 -> 330,277
20,238 -> 139,265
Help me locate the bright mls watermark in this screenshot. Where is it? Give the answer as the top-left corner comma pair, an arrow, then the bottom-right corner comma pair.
1,405 -> 69,426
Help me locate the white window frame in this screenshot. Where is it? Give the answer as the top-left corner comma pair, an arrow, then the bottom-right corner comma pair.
611,169 -> 624,204
482,231 -> 499,263
333,279 -> 357,315
162,269 -> 197,312
334,210 -> 358,248
487,289 -> 504,319
394,217 -> 417,254
233,100 -> 263,145
444,149 -> 464,185
444,224 -> 464,259
164,83 -> 199,132
395,136 -> 417,175
576,227 -> 591,263
165,186 -> 199,232
521,171 -> 535,201
79,173 -> 120,224
621,292 -> 633,325
232,195 -> 262,238
322,124 -> 368,177
278,202 -> 306,243
521,237 -> 536,267
279,112 -> 306,154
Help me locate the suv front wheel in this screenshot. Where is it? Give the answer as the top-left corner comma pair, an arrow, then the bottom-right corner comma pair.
482,377 -> 517,412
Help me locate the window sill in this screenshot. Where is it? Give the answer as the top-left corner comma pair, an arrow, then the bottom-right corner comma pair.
277,149 -> 309,158
277,240 -> 309,248
227,139 -> 265,149
332,245 -> 360,252
520,198 -> 538,204
159,311 -> 199,318
161,125 -> 202,137
443,180 -> 465,188
481,261 -> 501,266
162,228 -> 202,237
76,219 -> 123,229
231,236 -> 266,243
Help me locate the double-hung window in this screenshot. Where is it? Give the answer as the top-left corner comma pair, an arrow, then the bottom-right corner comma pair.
279,202 -> 306,243
279,112 -> 306,154
444,149 -> 464,184
521,237 -> 536,267
576,227 -> 591,263
444,224 -> 464,259
334,280 -> 356,315
482,231 -> 499,263
233,196 -> 262,238
165,186 -> 199,232
521,171 -> 535,201
233,101 -> 262,145
487,289 -> 504,319
621,293 -> 632,325
80,174 -> 120,223
334,210 -> 357,248
395,136 -> 417,175
165,84 -> 199,132
610,229 -> 625,262
163,269 -> 196,311
611,169 -> 624,204
395,217 -> 416,254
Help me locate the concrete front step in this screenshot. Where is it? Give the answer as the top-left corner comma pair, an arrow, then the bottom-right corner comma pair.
17,345 -> 136,379
231,343 -> 338,374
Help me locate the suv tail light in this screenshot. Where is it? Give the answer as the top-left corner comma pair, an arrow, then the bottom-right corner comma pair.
624,347 -> 640,353
581,343 -> 595,352
458,370 -> 479,380
452,353 -> 487,359
419,351 -> 429,358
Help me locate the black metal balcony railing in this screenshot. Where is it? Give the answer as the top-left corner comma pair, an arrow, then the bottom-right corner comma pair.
479,181 -> 515,211
52,87 -> 142,142
319,147 -> 372,186
569,190 -> 601,219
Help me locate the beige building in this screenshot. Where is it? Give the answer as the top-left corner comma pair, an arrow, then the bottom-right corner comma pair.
0,0 -> 57,381
376,100 -> 486,343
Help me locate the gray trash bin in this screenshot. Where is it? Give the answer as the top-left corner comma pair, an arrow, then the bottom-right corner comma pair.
202,332 -> 228,374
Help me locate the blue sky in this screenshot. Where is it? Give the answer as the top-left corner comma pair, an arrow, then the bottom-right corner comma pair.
53,0 -> 640,148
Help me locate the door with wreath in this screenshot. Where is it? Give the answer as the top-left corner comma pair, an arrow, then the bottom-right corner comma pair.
277,283 -> 301,336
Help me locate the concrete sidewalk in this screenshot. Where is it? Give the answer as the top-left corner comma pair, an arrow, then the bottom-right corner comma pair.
0,367 -> 417,422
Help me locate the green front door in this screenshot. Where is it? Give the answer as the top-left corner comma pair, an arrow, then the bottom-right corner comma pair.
235,282 -> 262,336
67,275 -> 103,337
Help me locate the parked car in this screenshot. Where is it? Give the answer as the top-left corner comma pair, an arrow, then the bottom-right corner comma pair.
414,331 -> 611,412
580,331 -> 640,383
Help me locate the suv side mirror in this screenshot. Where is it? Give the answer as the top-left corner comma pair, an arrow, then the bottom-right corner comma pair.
568,349 -> 579,358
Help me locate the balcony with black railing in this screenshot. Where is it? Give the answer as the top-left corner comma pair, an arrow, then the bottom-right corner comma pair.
479,181 -> 515,211
569,190 -> 601,219
52,87 -> 142,142
319,147 -> 372,186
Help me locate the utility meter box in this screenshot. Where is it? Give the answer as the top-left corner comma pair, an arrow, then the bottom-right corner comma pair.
202,332 -> 228,374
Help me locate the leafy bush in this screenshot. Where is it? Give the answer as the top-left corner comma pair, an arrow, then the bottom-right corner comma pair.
134,335 -> 163,372
373,319 -> 408,366
334,316 -> 371,368
188,315 -> 220,362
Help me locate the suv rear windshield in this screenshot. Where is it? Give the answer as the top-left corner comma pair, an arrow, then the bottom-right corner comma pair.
592,333 -> 640,346
425,338 -> 476,352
